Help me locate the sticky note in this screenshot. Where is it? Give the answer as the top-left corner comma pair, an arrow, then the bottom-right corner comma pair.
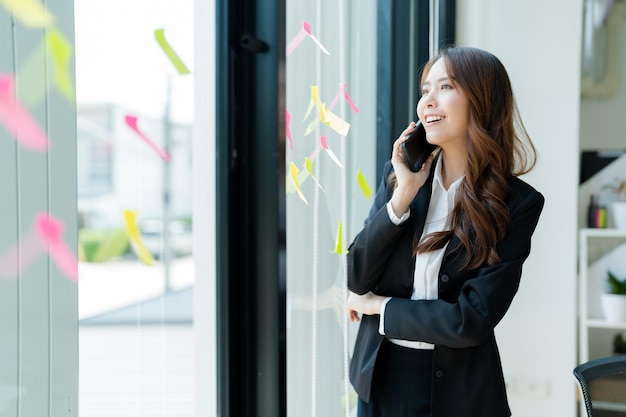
47,29 -> 74,102
0,232 -> 42,279
0,0 -> 54,28
305,157 -> 325,192
320,135 -> 343,168
124,114 -> 171,161
35,213 -> 78,282
123,210 -> 155,265
303,85 -> 350,136
357,169 -> 372,199
155,29 -> 191,75
328,83 -> 360,113
290,161 -> 308,204
286,20 -> 330,56
0,74 -> 49,151
286,109 -> 293,151
334,222 -> 343,254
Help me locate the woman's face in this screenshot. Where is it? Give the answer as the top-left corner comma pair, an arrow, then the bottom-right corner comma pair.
416,58 -> 470,152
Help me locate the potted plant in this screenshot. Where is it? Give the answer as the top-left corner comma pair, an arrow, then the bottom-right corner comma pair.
601,271 -> 626,322
603,178 -> 626,229
613,333 -> 626,355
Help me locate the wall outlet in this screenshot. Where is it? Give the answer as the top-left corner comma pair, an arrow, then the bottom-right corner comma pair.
507,376 -> 551,398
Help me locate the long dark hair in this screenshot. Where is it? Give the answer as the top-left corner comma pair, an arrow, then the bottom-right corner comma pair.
413,46 -> 537,270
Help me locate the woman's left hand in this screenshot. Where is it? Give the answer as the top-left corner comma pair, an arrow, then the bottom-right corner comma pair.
347,291 -> 386,322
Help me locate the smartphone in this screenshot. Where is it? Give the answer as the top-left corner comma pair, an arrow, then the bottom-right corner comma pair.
401,120 -> 437,172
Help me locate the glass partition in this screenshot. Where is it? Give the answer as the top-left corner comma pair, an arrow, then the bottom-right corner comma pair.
285,2 -> 377,415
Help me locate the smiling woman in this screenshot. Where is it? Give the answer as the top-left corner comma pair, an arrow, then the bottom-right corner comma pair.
347,47 -> 544,417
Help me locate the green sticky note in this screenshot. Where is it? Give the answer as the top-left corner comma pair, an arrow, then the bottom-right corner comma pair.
334,222 -> 343,254
357,169 -> 372,199
155,28 -> 191,75
48,29 -> 75,102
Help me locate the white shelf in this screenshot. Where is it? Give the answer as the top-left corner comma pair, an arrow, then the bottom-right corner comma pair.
578,229 -> 626,364
585,319 -> 626,329
580,228 -> 626,238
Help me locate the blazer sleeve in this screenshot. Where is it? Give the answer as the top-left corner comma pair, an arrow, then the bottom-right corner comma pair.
382,186 -> 545,348
347,162 -> 409,295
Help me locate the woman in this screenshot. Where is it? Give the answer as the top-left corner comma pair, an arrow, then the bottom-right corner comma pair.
346,46 -> 544,417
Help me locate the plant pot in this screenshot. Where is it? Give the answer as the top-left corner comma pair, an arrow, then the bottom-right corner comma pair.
611,201 -> 626,229
601,293 -> 626,322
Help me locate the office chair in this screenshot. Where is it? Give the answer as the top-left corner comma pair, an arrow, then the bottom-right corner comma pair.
574,355 -> 626,417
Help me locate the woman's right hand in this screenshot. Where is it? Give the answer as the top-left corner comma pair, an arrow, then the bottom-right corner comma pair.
389,123 -> 434,217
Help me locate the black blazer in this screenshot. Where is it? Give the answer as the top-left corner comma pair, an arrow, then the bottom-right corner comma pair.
347,161 -> 544,417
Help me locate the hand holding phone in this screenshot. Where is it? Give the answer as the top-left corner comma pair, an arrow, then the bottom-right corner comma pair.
401,121 -> 437,172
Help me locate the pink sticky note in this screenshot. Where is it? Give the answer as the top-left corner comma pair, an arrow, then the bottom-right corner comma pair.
0,74 -> 49,151
328,83 -> 360,113
285,109 -> 293,151
35,213 -> 78,282
0,232 -> 44,279
124,114 -> 171,162
0,212 -> 77,282
286,20 -> 330,56
309,143 -> 322,161
341,83 -> 360,113
286,28 -> 307,56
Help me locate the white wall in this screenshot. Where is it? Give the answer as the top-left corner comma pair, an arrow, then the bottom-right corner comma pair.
457,1 -> 581,416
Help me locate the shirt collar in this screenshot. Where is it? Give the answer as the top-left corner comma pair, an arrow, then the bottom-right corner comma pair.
433,156 -> 465,193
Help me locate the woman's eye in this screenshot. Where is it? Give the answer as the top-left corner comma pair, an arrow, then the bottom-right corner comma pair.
441,84 -> 453,90
420,90 -> 429,96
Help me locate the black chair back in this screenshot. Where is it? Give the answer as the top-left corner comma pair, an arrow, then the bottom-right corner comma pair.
574,355 -> 626,417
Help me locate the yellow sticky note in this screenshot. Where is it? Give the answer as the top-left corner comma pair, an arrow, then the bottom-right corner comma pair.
305,157 -> 325,192
334,222 -> 343,254
123,210 -> 155,265
303,86 -> 318,121
323,108 -> 351,136
304,118 -> 319,136
155,28 -> 191,75
290,162 -> 308,204
0,0 -> 54,28
357,169 -> 372,199
47,29 -> 74,102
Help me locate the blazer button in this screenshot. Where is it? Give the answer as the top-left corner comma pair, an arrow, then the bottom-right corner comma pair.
435,370 -> 444,378
440,274 -> 449,283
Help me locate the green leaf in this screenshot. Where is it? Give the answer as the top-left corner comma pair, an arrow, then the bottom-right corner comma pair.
608,271 -> 626,295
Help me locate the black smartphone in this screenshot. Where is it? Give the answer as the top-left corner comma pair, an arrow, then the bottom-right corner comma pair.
401,120 -> 437,172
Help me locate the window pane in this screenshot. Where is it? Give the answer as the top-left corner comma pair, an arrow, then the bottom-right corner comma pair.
285,1 -> 378,416
75,1 -> 195,416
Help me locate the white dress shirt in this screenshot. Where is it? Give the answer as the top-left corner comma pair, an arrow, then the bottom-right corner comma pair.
380,158 -> 464,349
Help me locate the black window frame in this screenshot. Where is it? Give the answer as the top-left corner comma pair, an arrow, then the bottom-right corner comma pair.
215,1 -> 455,416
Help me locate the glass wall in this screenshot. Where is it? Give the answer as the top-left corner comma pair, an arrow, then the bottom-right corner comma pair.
74,1 -> 195,416
285,1 -> 378,416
